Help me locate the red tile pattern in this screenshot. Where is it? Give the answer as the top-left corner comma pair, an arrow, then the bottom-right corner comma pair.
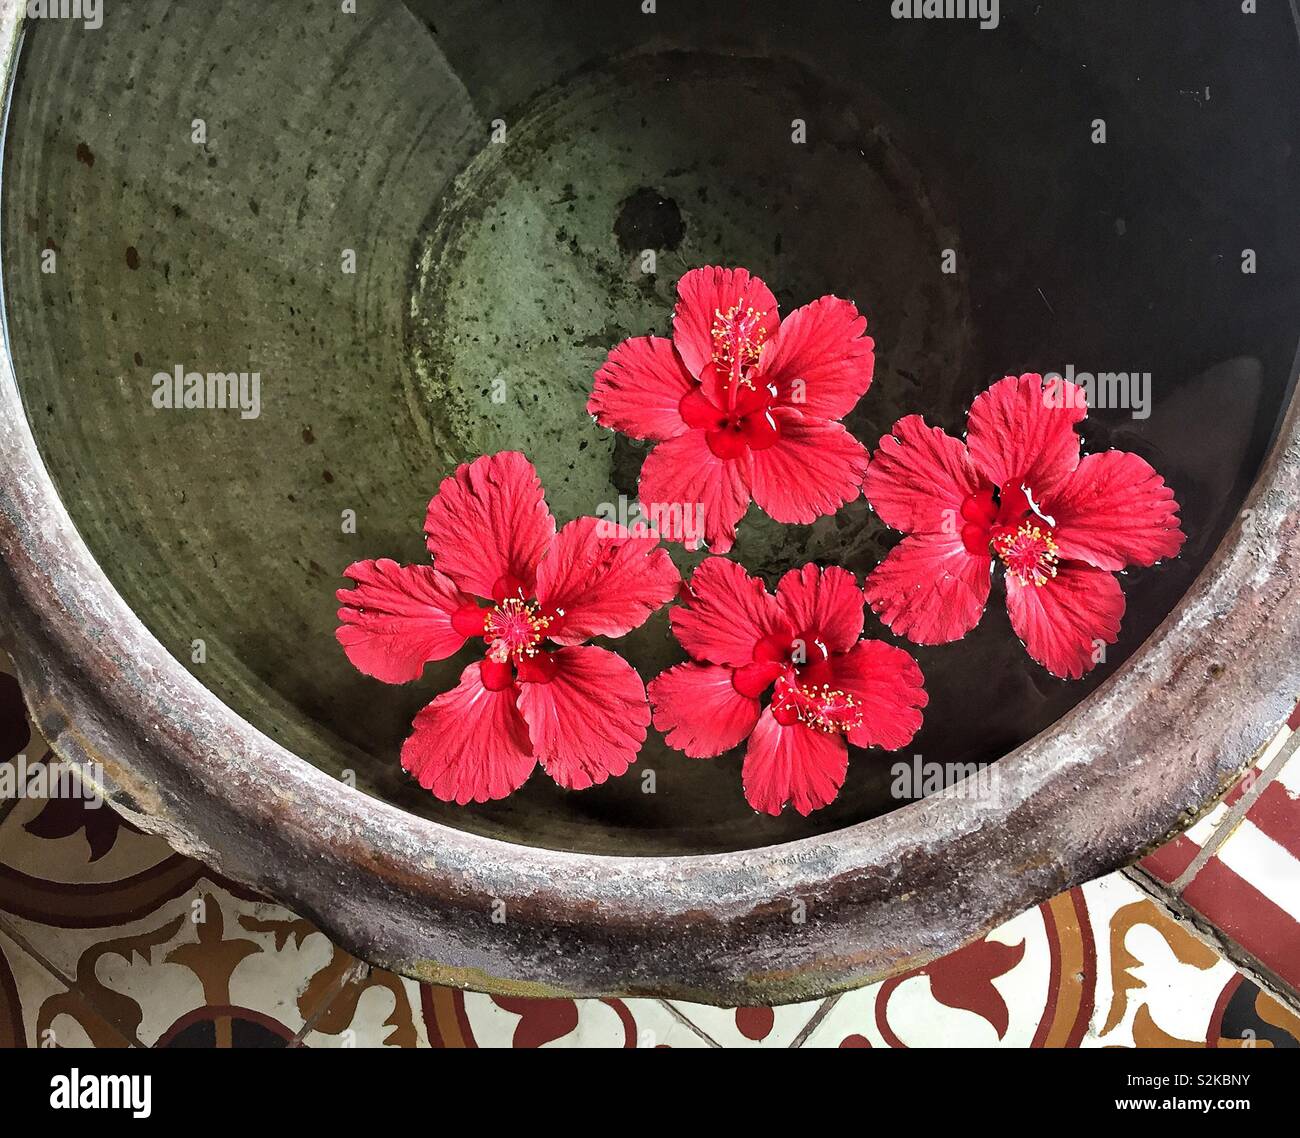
1137,710 -> 1300,997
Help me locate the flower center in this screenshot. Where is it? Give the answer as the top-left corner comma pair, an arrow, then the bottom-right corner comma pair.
711,303 -> 768,390
484,598 -> 550,662
770,676 -> 863,734
702,407 -> 780,459
993,522 -> 1060,587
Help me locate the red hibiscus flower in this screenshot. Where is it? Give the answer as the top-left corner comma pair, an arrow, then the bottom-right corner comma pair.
336,451 -> 680,803
862,373 -> 1186,679
588,266 -> 875,553
648,559 -> 927,816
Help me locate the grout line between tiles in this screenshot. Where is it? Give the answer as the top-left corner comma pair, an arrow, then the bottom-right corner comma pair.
288,957 -> 371,1048
0,911 -> 78,991
0,747 -> 149,1047
658,999 -> 722,1047
1171,725 -> 1299,892
789,993 -> 840,1047
0,911 -> 144,1047
1124,864 -> 1300,1018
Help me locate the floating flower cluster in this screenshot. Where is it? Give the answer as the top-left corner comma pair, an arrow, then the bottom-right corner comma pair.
336,267 -> 1185,815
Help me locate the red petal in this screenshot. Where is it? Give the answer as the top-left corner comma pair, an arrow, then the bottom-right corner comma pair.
738,408 -> 781,450
732,659 -> 786,698
1045,450 -> 1185,571
966,373 -> 1086,498
831,640 -> 928,751
335,559 -> 475,683
759,295 -> 874,419
638,431 -> 752,554
534,517 -> 679,645
480,657 -> 515,690
672,266 -> 780,378
731,376 -> 779,417
424,451 -> 557,600
1005,562 -> 1125,680
747,409 -> 869,524
696,361 -> 731,409
517,646 -> 648,790
670,557 -> 791,668
864,533 -> 992,644
588,335 -> 694,441
648,662 -> 761,758
742,710 -> 848,816
705,424 -> 751,460
864,415 -> 983,536
775,564 -> 864,654
400,665 -> 536,804
696,364 -> 779,417
679,386 -> 723,429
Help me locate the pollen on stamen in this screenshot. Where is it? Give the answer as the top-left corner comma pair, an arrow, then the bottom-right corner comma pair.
994,523 -> 1060,588
802,684 -> 864,734
772,679 -> 863,734
484,597 -> 551,662
711,303 -> 768,389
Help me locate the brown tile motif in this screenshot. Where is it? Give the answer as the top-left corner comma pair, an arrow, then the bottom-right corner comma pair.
0,882 -> 372,1048
23,791 -> 143,862
0,929 -> 25,1047
0,926 -> 133,1049
0,783 -> 206,932
0,672 -> 31,779
306,966 -> 422,1048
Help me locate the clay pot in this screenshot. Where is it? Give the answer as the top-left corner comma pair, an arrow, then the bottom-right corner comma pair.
1,2 -> 1297,1004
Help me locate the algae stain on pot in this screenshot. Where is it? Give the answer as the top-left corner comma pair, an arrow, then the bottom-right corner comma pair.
613,186 -> 686,256
406,51 -> 971,545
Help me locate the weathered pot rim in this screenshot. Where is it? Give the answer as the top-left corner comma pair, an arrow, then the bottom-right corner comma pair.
1,8 -> 1298,1006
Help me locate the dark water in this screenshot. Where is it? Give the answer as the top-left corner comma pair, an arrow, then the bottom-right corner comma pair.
4,0 -> 1298,853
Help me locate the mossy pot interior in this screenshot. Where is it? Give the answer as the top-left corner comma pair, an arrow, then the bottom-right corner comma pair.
0,0 -> 1297,1003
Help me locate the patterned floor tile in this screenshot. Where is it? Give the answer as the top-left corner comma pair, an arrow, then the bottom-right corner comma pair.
1181,849 -> 1300,995
0,924 -> 133,1048
656,998 -> 823,1047
794,876 -> 1299,1049
0,760 -> 362,1047
0,752 -> 208,955
300,967 -> 428,1048
1,882 -> 362,1047
1083,874 -> 1242,1047
803,889 -> 1092,1047
417,987 -> 710,1048
1208,973 -> 1300,1048
1138,711 -> 1300,1001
